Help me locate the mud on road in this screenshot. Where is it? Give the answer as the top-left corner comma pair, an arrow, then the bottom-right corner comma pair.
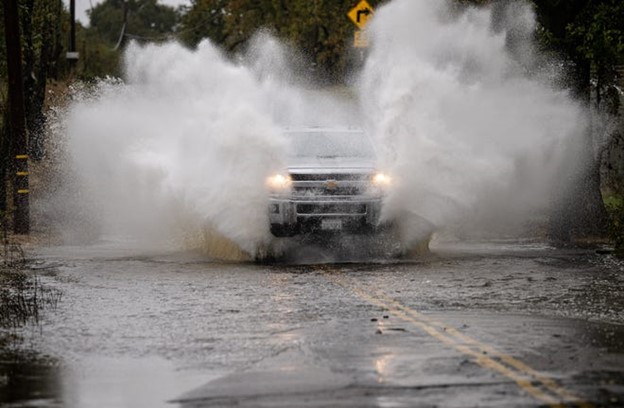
1,240 -> 623,407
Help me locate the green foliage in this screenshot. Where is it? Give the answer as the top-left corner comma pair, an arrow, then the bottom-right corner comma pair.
533,0 -> 622,240
77,26 -> 123,79
278,1 -> 361,80
534,0 -> 624,112
89,0 -> 179,45
76,0 -> 179,80
87,0 -> 127,45
0,0 -> 67,160
179,0 -> 386,82
568,3 -> 624,61
566,0 -> 624,113
178,0 -> 228,47
605,194 -> 624,256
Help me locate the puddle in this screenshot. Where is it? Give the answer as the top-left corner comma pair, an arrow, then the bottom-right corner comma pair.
0,354 -> 212,408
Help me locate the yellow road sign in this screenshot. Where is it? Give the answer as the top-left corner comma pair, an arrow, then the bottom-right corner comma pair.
348,0 -> 374,30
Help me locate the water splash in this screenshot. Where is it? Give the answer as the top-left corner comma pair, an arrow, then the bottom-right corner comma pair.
360,0 -> 587,239
46,0 -> 589,259
60,41 -> 290,257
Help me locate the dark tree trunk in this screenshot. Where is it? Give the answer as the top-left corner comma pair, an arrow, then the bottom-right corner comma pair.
29,1 -> 57,160
549,58 -> 609,242
4,0 -> 31,234
20,0 -> 56,160
0,111 -> 9,214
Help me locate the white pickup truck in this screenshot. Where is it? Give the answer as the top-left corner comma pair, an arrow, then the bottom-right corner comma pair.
266,128 -> 391,237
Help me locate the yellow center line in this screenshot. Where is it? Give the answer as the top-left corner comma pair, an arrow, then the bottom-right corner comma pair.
318,267 -> 592,408
372,290 -> 591,407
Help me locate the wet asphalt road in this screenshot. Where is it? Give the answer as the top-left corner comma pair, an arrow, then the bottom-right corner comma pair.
2,239 -> 624,407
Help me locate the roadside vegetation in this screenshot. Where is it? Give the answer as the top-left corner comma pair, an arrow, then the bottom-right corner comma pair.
0,225 -> 61,405
1,267 -> 42,329
0,233 -> 60,349
605,194 -> 624,256
0,0 -> 622,253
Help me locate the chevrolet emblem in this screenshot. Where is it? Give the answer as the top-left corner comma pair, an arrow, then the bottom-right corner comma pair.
325,180 -> 338,190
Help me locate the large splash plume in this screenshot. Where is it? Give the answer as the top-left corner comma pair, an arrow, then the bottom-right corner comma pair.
46,35 -> 360,259
43,0 -> 590,258
58,41 -> 290,257
360,0 -> 587,239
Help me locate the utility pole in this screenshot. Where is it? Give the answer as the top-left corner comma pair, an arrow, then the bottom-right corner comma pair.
3,0 -> 30,234
114,0 -> 129,51
67,0 -> 79,73
70,0 -> 76,53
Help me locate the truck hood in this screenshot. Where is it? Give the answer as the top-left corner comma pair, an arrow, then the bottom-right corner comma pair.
287,157 -> 377,174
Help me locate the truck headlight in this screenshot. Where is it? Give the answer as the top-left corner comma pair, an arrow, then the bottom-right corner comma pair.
372,172 -> 392,187
266,174 -> 292,191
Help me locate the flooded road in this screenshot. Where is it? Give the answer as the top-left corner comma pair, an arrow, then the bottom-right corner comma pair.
2,240 -> 624,407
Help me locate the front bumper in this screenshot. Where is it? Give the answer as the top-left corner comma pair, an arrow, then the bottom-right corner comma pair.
269,195 -> 383,236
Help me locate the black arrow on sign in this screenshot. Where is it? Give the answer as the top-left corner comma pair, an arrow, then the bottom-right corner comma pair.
356,8 -> 371,23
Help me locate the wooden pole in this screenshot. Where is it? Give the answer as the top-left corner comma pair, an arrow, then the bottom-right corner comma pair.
3,0 -> 30,234
68,0 -> 78,73
70,0 -> 76,53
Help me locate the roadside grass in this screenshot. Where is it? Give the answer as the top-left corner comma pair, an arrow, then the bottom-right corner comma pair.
0,270 -> 40,328
0,269 -> 61,329
0,229 -> 61,340
604,194 -> 624,257
0,264 -> 61,407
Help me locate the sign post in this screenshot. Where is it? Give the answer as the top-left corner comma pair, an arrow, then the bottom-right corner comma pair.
347,0 -> 374,48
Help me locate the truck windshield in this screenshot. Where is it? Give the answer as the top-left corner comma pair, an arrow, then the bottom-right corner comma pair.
286,130 -> 375,159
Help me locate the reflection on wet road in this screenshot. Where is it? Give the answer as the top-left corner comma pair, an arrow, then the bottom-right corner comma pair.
321,267 -> 591,407
1,240 -> 623,407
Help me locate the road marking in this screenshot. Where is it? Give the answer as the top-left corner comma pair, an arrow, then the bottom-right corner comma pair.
318,266 -> 592,408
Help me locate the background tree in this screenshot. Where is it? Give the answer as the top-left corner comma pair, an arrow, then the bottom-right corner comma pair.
88,0 -> 179,46
533,0 -> 623,241
178,0 -> 229,46
69,0 -> 180,80
1,0 -> 66,165
20,0 -> 66,159
77,24 -> 123,79
179,0 -> 385,82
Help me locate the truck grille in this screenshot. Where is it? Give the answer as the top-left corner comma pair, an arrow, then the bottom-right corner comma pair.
294,186 -> 363,196
290,172 -> 371,196
290,173 -> 370,181
297,203 -> 367,215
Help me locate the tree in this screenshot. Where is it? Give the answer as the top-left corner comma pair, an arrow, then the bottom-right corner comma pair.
1,0 -> 66,168
88,0 -> 179,46
179,0 -> 229,47
20,0 -> 65,159
179,0 -> 386,82
533,0 -> 623,241
565,1 -> 624,113
3,0 -> 30,232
